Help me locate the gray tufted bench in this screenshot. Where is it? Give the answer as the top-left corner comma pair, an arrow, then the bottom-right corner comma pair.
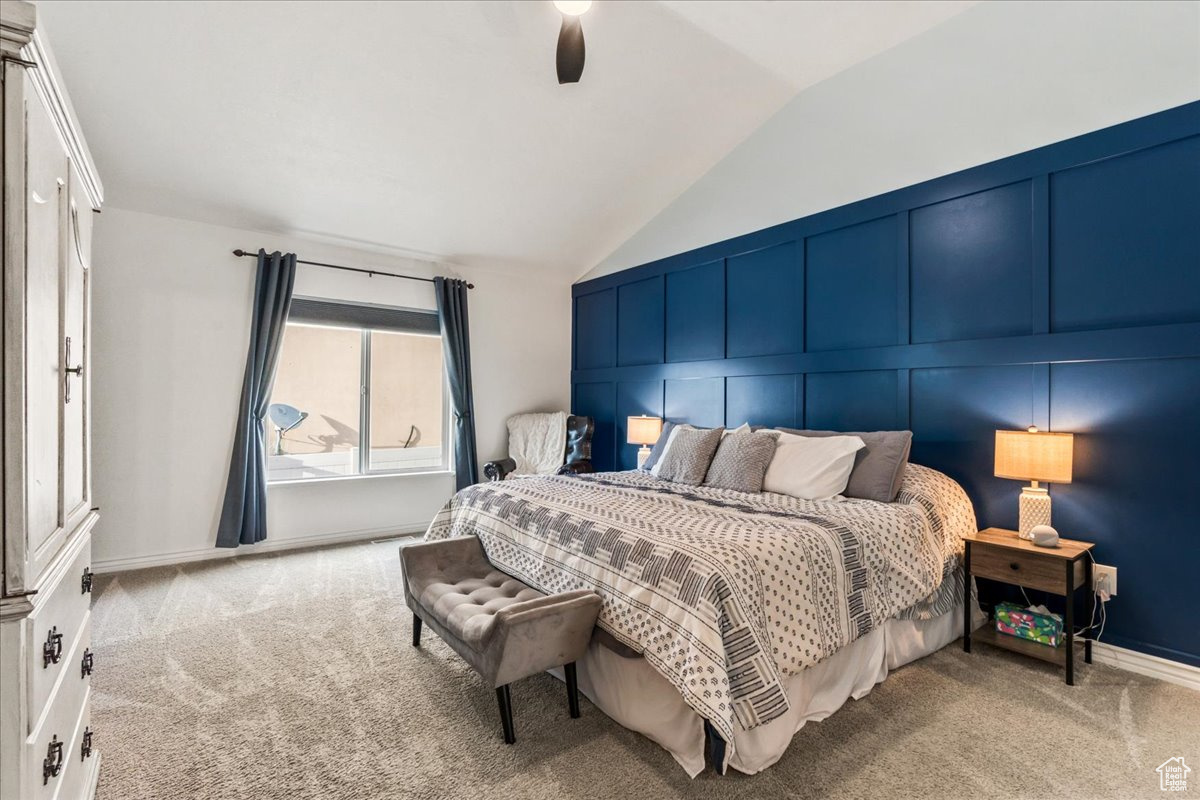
399,535 -> 602,744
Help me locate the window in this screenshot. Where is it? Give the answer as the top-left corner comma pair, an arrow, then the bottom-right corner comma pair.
266,298 -> 447,481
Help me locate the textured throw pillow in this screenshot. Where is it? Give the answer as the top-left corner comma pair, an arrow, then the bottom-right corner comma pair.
778,429 -> 912,502
762,432 -> 866,500
644,422 -> 735,473
722,422 -> 751,437
640,421 -> 677,472
703,430 -> 779,493
655,426 -> 725,485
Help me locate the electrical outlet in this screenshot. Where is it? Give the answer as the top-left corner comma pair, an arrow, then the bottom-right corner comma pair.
1093,564 -> 1117,598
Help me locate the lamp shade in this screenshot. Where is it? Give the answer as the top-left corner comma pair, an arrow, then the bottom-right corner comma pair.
627,416 -> 663,446
994,429 -> 1073,484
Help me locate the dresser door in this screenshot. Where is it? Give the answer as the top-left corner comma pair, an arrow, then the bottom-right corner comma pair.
62,166 -> 93,532
23,72 -> 69,568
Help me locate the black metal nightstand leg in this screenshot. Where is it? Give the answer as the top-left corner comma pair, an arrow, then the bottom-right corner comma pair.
1064,560 -> 1075,686
962,543 -> 971,653
1084,558 -> 1094,664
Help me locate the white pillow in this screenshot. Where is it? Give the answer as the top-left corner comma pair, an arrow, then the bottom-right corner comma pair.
762,433 -> 866,500
722,423 -> 751,437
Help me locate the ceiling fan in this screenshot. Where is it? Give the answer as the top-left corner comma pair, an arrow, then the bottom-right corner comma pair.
553,0 -> 592,84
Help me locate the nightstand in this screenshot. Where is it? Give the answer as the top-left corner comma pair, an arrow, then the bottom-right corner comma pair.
962,527 -> 1095,685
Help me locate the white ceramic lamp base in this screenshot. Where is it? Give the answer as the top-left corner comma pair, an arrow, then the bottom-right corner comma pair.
1018,485 -> 1052,539
636,445 -> 652,470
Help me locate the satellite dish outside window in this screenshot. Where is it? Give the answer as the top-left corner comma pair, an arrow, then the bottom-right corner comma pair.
268,403 -> 308,455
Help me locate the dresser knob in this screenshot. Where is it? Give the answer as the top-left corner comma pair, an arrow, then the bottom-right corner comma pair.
81,567 -> 94,594
81,648 -> 94,678
81,727 -> 94,760
43,627 -> 63,668
43,736 -> 63,784
1010,562 -> 1020,570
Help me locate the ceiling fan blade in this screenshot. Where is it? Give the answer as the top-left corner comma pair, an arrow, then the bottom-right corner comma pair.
556,15 -> 585,84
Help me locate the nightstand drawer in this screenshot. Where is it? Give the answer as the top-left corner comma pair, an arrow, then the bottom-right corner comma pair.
971,546 -> 1072,594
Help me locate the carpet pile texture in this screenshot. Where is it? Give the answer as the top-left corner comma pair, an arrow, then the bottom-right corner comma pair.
90,538 -> 1197,799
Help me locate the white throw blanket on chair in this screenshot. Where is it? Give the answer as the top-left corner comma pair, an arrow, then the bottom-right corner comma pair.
506,412 -> 568,477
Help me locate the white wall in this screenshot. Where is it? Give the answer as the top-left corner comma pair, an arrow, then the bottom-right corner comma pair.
583,0 -> 1200,279
90,207 -> 571,570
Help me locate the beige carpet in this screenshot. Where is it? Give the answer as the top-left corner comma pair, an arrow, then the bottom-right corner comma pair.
90,538 -> 1197,800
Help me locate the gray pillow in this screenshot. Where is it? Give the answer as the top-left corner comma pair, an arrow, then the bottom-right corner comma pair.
640,421 -> 677,472
777,429 -> 912,502
656,426 -> 725,485
641,421 -> 732,471
703,430 -> 779,493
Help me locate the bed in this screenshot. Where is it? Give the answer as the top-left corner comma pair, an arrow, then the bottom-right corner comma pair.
424,463 -> 980,775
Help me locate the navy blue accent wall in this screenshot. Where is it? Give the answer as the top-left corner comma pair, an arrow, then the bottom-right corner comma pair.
571,102 -> 1200,668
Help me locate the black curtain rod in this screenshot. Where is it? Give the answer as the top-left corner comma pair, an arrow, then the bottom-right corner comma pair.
231,249 -> 474,289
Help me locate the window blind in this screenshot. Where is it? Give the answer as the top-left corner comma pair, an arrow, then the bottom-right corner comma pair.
288,297 -> 440,335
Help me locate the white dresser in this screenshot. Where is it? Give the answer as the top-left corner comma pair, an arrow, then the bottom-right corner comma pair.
2,2 -> 103,798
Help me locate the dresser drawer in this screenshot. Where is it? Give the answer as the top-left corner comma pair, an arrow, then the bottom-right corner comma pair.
29,537 -> 92,729
52,691 -> 95,800
970,544 -> 1084,594
27,613 -> 90,800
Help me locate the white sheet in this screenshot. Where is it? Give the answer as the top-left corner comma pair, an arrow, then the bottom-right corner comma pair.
554,600 -> 986,777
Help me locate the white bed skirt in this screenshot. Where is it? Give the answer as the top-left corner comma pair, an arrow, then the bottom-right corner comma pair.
554,600 -> 986,777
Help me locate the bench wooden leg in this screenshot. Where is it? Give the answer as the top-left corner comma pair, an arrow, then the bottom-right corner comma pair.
412,614 -> 422,647
496,685 -> 516,744
565,662 -> 581,719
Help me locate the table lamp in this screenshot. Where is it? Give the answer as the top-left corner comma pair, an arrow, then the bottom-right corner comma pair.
994,426 -> 1074,539
627,416 -> 663,469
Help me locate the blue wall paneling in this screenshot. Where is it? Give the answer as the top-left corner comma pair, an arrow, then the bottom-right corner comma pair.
726,242 -> 803,358
1049,135 -> 1200,333
666,259 -> 726,363
574,289 -> 616,369
910,181 -> 1034,343
615,380 -> 665,471
726,374 -> 800,429
909,365 -> 1038,531
573,382 -> 616,472
664,377 -> 725,429
806,370 -> 901,432
570,101 -> 1200,667
617,276 -> 665,366
806,216 -> 898,351
1048,358 -> 1200,663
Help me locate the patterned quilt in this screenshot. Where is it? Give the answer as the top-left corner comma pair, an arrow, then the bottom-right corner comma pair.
424,464 -> 975,746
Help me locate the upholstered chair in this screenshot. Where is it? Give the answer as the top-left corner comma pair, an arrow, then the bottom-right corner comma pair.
483,414 -> 595,481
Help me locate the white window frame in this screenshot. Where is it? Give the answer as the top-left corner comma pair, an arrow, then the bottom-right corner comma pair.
268,318 -> 452,483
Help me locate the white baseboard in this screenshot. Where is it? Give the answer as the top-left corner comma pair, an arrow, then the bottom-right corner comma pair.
91,524 -> 427,574
1091,641 -> 1200,692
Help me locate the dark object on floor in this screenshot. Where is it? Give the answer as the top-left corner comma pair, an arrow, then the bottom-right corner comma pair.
399,535 -> 602,743
483,414 -> 595,481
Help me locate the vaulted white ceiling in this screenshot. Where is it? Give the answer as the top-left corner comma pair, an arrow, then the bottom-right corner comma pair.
661,1 -> 976,90
35,0 -> 975,278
